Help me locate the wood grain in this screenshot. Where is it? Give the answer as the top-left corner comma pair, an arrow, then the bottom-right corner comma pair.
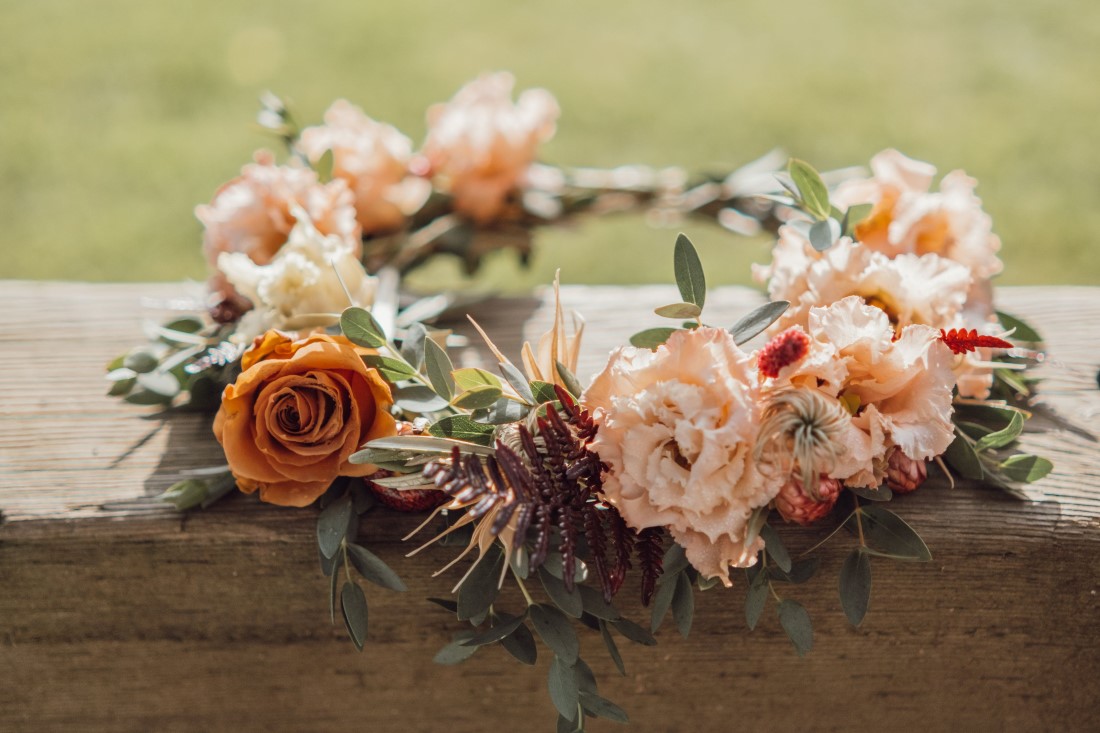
1,280 -> 1099,732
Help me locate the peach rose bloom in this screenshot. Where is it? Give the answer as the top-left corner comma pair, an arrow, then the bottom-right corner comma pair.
584,327 -> 781,585
781,297 -> 957,488
214,331 -> 396,507
196,150 -> 361,271
297,100 -> 431,234
833,148 -> 1004,286
421,72 -> 560,224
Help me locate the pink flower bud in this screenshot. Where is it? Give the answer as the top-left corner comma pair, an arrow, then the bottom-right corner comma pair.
885,446 -> 927,493
774,475 -> 842,526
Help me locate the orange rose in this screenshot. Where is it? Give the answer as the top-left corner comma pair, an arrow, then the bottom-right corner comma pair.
214,331 -> 396,507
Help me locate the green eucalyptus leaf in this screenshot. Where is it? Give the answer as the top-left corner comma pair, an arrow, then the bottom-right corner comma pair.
347,544 -> 407,592
341,307 -> 387,348
367,434 -> 494,455
844,203 -> 874,236
767,556 -> 820,585
944,430 -> 984,480
457,547 -> 503,621
530,380 -> 560,404
433,632 -> 479,665
673,232 -> 707,308
730,301 -> 790,345
629,327 -> 679,350
809,217 -> 842,252
314,148 -> 334,182
500,621 -> 538,665
760,524 -> 791,573
549,656 -> 579,721
599,620 -> 627,676
745,571 -> 768,630
452,385 -> 503,410
579,585 -> 620,621
996,311 -> 1042,343
472,397 -> 529,425
427,415 -> 496,446
530,604 -> 580,664
329,555 -> 340,623
778,599 -> 813,656
340,582 -> 369,651
423,337 -> 455,401
393,384 -> 451,413
859,505 -> 933,561
999,454 -> 1054,483
123,349 -> 159,374
452,367 -> 502,392
317,492 -> 352,559
671,572 -> 695,638
788,159 -> 831,220
976,411 -> 1025,451
579,691 -> 629,724
498,362 -> 536,404
649,572 -> 678,633
461,611 -> 526,647
654,302 -> 702,320
400,322 -> 428,370
361,354 -> 419,382
136,371 -> 180,398
555,361 -> 583,399
839,548 -> 872,626
610,617 -> 657,646
542,553 -> 588,584
539,568 -> 584,618
662,543 -> 690,578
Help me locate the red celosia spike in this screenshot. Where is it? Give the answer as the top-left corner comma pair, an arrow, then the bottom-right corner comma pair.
939,328 -> 1014,355
757,328 -> 811,378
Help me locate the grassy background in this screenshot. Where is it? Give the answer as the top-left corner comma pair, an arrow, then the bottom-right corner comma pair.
2,0 -> 1098,289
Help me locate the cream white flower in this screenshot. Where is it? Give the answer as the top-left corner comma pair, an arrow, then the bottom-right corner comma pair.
297,100 -> 431,234
584,328 -> 781,585
218,211 -> 376,342
422,72 -> 560,223
778,297 -> 957,487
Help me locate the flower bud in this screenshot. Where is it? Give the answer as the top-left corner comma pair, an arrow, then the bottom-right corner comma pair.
885,446 -> 927,493
774,475 -> 842,526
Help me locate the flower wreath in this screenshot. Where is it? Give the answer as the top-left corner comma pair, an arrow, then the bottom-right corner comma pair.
108,73 -> 1052,731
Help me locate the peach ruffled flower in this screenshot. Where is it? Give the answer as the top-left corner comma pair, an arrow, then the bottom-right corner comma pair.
584,327 -> 781,586
297,100 -> 431,234
422,72 -> 560,224
196,150 -> 361,269
833,148 -> 1004,287
777,297 -> 957,488
217,211 -> 377,342
214,331 -> 396,507
758,231 -> 972,333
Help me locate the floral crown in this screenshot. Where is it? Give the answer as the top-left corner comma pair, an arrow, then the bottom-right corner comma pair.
109,72 -> 1052,731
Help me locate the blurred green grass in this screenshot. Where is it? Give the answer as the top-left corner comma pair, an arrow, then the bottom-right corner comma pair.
2,0 -> 1098,289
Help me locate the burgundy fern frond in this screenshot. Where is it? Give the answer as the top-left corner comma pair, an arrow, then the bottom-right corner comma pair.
940,328 -> 1014,355
635,527 -> 666,606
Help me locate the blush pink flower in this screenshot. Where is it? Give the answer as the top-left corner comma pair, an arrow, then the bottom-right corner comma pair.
584,327 -> 781,586
422,72 -> 560,224
196,151 -> 361,271
297,100 -> 431,234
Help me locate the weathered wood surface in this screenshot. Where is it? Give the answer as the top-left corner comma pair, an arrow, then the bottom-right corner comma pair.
1,280 -> 1099,732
